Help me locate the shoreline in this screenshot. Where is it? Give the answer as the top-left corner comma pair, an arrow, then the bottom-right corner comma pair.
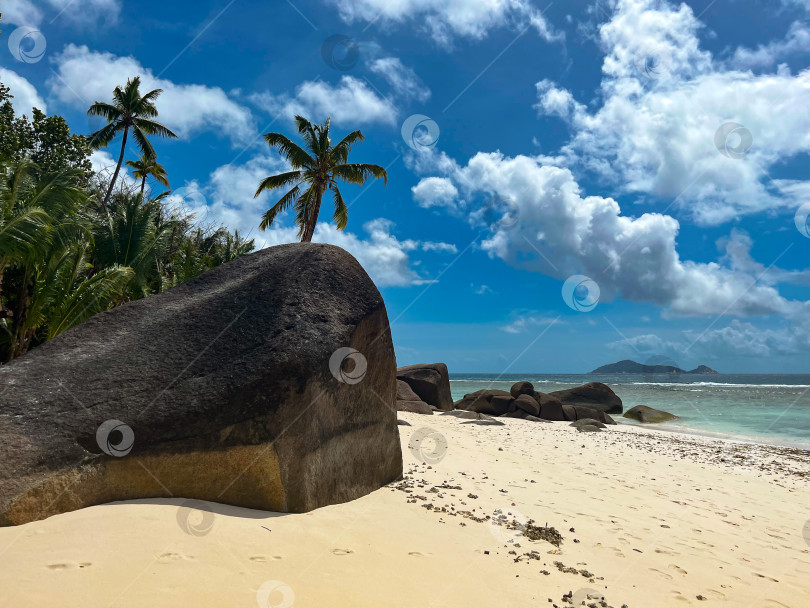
448,375 -> 810,450
613,418 -> 810,452
2,412 -> 808,607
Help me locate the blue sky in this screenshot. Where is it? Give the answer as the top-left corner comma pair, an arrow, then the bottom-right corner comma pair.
2,0 -> 810,373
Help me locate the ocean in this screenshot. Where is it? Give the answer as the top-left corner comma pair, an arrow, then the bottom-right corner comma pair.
449,373 -> 810,448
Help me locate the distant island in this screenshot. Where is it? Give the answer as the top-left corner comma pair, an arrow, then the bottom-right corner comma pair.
590,360 -> 719,374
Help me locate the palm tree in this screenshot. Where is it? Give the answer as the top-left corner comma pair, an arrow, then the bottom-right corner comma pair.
92,192 -> 169,300
254,115 -> 387,242
0,158 -> 82,321
87,76 -> 177,213
126,152 -> 170,197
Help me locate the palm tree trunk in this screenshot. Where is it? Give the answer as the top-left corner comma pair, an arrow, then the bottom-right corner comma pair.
102,126 -> 129,212
0,265 -> 9,319
140,175 -> 146,198
301,187 -> 323,243
9,267 -> 33,360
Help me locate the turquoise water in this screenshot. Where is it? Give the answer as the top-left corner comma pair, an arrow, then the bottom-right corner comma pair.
450,373 -> 810,448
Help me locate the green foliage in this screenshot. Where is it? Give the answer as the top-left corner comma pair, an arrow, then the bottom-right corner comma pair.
87,76 -> 178,212
0,85 -> 93,181
256,114 -> 387,241
0,78 -> 254,362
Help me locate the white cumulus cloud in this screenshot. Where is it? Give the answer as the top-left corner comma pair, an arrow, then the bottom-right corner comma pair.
328,0 -> 560,46
412,151 -> 809,318
48,44 -> 255,145
4,0 -> 120,26
535,0 -> 810,225
0,68 -> 47,115
251,76 -> 397,127
369,57 -> 431,103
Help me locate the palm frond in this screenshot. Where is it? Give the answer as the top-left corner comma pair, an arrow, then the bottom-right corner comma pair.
259,185 -> 300,231
87,102 -> 122,121
46,265 -> 134,339
86,123 -> 120,149
330,129 -> 364,164
131,127 -> 157,158
253,171 -> 305,197
332,162 -> 388,186
330,183 -> 348,231
262,133 -> 315,169
133,118 -> 177,139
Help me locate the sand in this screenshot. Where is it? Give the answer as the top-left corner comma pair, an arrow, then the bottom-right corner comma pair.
1,413 -> 809,607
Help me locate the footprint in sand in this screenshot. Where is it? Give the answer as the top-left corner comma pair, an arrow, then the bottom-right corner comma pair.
753,573 -> 779,583
46,563 -> 73,571
648,568 -> 673,581
408,551 -> 432,557
669,564 -> 687,575
156,552 -> 194,562
703,589 -> 727,600
332,549 -> 354,555
249,556 -> 267,563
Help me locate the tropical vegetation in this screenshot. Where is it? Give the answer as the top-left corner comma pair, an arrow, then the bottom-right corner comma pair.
0,80 -> 253,363
255,115 -> 387,241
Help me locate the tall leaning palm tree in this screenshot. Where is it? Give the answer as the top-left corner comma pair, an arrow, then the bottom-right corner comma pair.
87,76 -> 177,213
126,152 -> 170,197
254,115 -> 387,242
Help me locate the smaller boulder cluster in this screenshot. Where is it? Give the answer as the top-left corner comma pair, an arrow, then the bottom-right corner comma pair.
623,404 -> 678,423
396,363 -> 454,414
453,381 -> 619,429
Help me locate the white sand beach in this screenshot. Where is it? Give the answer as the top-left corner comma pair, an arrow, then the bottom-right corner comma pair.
1,414 -> 808,607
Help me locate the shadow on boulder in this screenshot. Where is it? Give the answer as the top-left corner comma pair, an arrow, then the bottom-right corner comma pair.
0,243 -> 403,526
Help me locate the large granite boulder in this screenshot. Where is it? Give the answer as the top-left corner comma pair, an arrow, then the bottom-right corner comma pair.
510,381 -> 534,399
549,382 -> 623,414
396,379 -> 421,402
570,419 -> 607,429
562,404 -> 577,422
624,405 -> 679,423
453,389 -> 511,415
396,363 -> 453,411
514,394 -> 540,416
502,409 -> 529,419
490,395 -> 516,416
397,400 -> 434,415
572,405 -> 612,424
0,243 -> 403,527
441,410 -> 495,421
533,392 -> 565,421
